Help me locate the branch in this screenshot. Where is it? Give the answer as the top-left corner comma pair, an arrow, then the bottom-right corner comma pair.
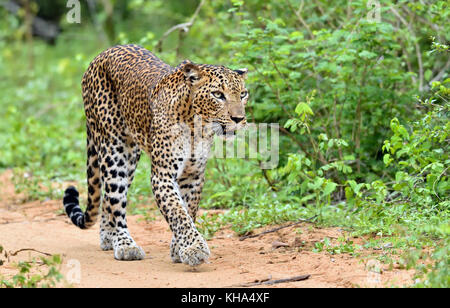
421,58 -> 450,92
9,248 -> 52,257
155,0 -> 205,53
430,58 -> 450,83
287,0 -> 314,39
313,0 -> 336,29
390,6 -> 424,91
231,274 -> 311,287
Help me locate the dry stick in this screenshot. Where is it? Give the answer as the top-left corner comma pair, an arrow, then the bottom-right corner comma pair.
0,217 -> 60,225
9,248 -> 52,257
155,0 -> 205,53
239,215 -> 318,241
233,274 -> 311,287
263,274 -> 311,285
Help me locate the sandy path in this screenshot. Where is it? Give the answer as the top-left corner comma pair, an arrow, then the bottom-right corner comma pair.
0,171 -> 415,288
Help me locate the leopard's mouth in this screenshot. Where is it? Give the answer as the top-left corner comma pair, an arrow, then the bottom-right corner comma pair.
221,124 -> 236,135
222,126 -> 236,137
210,122 -> 236,137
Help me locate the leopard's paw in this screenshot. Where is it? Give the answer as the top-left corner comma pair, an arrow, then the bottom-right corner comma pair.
114,243 -> 145,261
178,236 -> 210,266
100,231 -> 114,251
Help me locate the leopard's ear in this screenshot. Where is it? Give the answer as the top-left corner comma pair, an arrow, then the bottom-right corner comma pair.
180,60 -> 202,84
234,68 -> 248,79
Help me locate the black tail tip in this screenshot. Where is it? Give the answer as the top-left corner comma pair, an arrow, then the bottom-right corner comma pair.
63,186 -> 79,207
65,186 -> 79,197
62,185 -> 86,229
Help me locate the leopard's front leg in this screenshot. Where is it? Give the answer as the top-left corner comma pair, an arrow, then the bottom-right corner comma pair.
151,159 -> 210,266
170,152 -> 209,263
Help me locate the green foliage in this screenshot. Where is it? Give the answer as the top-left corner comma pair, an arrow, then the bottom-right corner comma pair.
383,82 -> 449,210
413,239 -> 449,288
312,237 -> 361,256
222,201 -> 312,235
0,254 -> 63,288
196,212 -> 224,240
221,0 -> 448,180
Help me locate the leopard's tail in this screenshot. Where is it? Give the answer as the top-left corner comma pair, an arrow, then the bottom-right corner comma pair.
63,126 -> 101,229
63,186 -> 89,229
63,182 -> 101,230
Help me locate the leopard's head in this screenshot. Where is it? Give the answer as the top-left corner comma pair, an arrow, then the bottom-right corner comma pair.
180,61 -> 249,135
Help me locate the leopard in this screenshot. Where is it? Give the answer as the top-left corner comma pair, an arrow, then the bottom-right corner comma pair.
62,44 -> 248,266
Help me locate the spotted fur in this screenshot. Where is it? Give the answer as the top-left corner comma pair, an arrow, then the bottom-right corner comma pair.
63,44 -> 248,265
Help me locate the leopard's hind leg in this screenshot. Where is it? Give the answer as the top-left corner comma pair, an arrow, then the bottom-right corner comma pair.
99,143 -> 141,251
99,137 -> 145,260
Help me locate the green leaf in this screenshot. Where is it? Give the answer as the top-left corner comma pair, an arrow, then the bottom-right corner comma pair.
323,182 -> 337,196
295,102 -> 314,116
358,50 -> 377,59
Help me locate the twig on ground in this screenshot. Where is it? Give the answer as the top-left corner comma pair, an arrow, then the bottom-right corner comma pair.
231,274 -> 311,287
9,248 -> 52,257
239,215 -> 318,241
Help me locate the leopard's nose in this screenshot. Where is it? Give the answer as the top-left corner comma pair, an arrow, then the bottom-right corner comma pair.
231,116 -> 245,124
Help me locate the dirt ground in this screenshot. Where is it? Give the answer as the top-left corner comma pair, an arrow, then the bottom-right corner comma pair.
0,170 -> 416,288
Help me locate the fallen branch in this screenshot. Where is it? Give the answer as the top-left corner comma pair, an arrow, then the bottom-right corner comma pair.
9,248 -> 52,257
232,274 -> 311,287
239,215 -> 318,241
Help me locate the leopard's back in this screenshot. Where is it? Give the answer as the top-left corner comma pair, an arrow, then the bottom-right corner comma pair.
82,44 -> 172,148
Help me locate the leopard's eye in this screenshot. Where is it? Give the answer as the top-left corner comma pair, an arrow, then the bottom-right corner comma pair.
212,91 -> 225,100
240,90 -> 248,100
